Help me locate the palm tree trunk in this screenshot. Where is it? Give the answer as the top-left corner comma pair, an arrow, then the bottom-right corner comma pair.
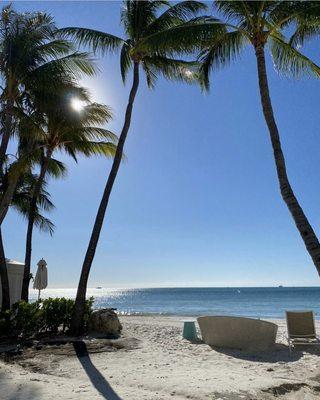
71,62 -> 140,334
255,43 -> 320,275
0,95 -> 17,226
0,97 -> 14,168
0,228 -> 10,310
21,154 -> 51,302
0,169 -> 21,225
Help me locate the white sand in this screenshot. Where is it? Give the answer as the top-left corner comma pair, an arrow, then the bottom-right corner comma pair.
0,316 -> 319,399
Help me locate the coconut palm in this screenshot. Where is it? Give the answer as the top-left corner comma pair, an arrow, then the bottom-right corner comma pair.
192,1 -> 320,275
60,0 -> 210,333
0,163 -> 55,310
18,82 -> 117,302
0,5 -> 96,227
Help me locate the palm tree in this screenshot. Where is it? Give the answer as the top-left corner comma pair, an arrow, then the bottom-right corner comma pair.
19,83 -> 117,302
0,5 -> 95,225
12,171 -> 56,236
193,1 -> 320,275
0,164 -> 55,309
60,0 -> 209,333
0,5 -> 98,310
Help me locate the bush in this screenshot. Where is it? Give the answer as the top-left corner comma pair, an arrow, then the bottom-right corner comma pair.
0,297 -> 94,339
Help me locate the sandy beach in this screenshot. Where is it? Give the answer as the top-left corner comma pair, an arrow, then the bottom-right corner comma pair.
0,315 -> 319,400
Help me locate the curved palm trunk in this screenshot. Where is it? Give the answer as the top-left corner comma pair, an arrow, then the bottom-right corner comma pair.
255,44 -> 320,275
71,62 -> 140,334
21,154 -> 51,302
0,169 -> 21,226
0,96 -> 17,226
0,97 -> 14,168
0,228 -> 10,310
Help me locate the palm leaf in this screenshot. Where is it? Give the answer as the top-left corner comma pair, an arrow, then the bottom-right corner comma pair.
34,214 -> 55,236
199,30 -> 246,90
270,33 -> 320,78
143,56 -> 201,87
145,1 -> 208,34
59,27 -> 124,55
120,41 -> 133,83
137,18 -> 226,55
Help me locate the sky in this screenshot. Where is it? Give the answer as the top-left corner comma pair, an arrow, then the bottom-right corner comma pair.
3,1 -> 320,288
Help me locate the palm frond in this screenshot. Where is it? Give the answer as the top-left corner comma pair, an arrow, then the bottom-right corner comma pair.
59,27 -> 124,55
137,18 -> 226,55
270,33 -> 320,78
143,56 -> 201,88
81,103 -> 113,125
120,41 -> 133,83
199,30 -> 246,90
121,0 -> 169,39
34,214 -> 55,236
63,141 -> 117,159
70,127 -> 118,142
36,51 -> 97,77
145,1 -> 208,34
142,61 -> 158,88
35,39 -> 75,58
46,158 -> 67,179
268,1 -> 320,32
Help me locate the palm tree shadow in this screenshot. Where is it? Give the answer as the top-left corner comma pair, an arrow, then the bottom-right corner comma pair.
73,340 -> 123,400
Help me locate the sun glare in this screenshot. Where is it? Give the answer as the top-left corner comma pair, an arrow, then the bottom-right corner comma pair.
71,98 -> 86,112
184,69 -> 194,79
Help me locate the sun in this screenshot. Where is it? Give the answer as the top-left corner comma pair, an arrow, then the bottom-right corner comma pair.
71,98 -> 86,112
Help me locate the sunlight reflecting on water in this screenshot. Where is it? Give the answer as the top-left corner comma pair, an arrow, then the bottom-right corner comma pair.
29,287 -> 320,318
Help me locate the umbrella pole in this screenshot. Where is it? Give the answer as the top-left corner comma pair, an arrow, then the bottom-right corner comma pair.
38,289 -> 41,301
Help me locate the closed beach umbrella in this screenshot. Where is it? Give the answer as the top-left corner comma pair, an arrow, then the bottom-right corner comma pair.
33,258 -> 48,299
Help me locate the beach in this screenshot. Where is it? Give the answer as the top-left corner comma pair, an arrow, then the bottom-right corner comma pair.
1,315 -> 319,400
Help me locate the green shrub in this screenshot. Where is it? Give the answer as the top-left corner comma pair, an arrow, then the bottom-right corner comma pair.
10,301 -> 44,338
0,297 -> 94,339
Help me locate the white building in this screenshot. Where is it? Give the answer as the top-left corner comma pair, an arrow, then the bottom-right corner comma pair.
0,259 -> 24,307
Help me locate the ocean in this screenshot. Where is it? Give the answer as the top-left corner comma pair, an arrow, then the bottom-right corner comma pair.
29,286 -> 320,319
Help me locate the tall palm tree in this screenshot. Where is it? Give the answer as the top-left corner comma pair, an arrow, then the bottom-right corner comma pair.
0,5 -> 95,225
0,5 -> 96,310
60,0 -> 208,333
194,1 -> 320,275
19,84 -> 117,302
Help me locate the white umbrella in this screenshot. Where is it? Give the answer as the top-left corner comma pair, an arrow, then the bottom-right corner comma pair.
33,258 -> 48,300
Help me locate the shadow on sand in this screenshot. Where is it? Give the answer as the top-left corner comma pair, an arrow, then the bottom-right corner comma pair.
210,343 -> 303,362
73,340 -> 123,400
187,338 -> 320,363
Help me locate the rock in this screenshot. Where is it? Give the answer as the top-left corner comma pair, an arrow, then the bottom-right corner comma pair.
89,309 -> 122,337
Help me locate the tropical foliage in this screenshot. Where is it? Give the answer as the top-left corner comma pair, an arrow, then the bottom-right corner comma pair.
0,5 -> 116,310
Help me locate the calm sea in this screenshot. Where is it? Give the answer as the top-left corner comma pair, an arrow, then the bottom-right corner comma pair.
29,287 -> 320,319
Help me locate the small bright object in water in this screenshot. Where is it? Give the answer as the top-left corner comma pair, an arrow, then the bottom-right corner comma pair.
71,98 -> 86,112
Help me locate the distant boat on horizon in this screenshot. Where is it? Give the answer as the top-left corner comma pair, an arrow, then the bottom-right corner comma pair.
96,286 -> 103,289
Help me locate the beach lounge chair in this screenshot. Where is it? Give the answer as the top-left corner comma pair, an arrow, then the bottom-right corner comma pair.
286,311 -> 320,353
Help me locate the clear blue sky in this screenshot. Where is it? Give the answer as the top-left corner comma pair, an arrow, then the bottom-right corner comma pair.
3,1 -> 320,287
